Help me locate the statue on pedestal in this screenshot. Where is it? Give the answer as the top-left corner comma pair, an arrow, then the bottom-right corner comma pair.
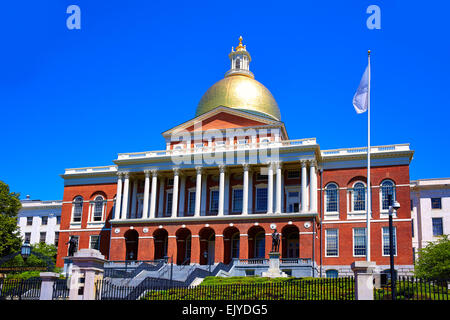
66,236 -> 78,257
271,229 -> 280,253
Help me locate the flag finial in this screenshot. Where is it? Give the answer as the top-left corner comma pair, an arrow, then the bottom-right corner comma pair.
368,50 -> 371,56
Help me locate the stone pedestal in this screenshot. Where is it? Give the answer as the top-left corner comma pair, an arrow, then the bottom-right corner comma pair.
351,261 -> 376,300
65,249 -> 106,300
39,272 -> 60,300
262,252 -> 288,278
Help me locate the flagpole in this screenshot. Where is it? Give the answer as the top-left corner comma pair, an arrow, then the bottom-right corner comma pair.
367,50 -> 371,262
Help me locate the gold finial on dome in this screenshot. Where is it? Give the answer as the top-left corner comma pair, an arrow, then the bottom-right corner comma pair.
236,36 -> 245,51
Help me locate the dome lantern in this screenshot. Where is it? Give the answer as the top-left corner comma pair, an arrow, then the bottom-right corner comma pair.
225,36 -> 254,79
195,36 -> 281,121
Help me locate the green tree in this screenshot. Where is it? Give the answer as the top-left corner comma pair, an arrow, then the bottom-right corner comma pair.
414,235 -> 450,280
0,180 -> 22,257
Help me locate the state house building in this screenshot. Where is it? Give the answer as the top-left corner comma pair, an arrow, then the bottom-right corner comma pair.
56,37 -> 415,276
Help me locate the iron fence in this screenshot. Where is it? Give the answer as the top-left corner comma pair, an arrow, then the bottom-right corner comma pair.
0,278 -> 42,300
95,277 -> 355,301
374,276 -> 449,300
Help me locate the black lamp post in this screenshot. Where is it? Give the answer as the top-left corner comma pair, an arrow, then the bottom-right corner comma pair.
388,194 -> 400,300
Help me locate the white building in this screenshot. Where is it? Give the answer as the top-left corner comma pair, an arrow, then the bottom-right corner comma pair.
410,178 -> 450,261
18,195 -> 62,247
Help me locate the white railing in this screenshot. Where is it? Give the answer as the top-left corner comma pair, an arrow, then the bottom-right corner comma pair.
321,143 -> 410,157
116,138 -> 317,160
64,165 -> 117,175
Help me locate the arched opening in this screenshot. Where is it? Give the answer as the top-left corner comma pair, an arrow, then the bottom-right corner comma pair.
223,227 -> 240,264
176,228 -> 192,265
153,229 -> 168,260
199,227 -> 215,265
248,226 -> 265,259
124,229 -> 139,261
281,225 -> 299,258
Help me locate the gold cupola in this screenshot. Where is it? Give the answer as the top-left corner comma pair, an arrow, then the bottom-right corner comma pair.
195,36 -> 281,121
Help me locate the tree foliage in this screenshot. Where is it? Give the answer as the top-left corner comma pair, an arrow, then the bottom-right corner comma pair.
0,180 -> 22,257
414,235 -> 450,280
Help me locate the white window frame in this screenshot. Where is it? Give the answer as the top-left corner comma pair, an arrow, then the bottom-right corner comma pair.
187,189 -> 196,215
382,227 -> 397,256
379,179 -> 396,217
231,186 -> 243,213
71,196 -> 84,226
353,227 -> 367,257
324,183 -> 339,220
209,188 -> 219,213
165,190 -> 173,215
325,229 -> 339,257
89,195 -> 106,223
89,235 -> 101,250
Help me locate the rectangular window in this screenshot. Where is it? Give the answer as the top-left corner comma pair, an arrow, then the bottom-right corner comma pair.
382,227 -> 397,256
431,198 -> 442,209
256,187 -> 268,212
26,217 -> 33,226
24,232 -> 31,243
166,192 -> 173,215
432,218 -> 443,236
40,232 -> 46,243
54,232 -> 59,247
326,229 -> 338,257
41,216 -> 48,225
210,190 -> 219,213
90,235 -> 100,250
187,191 -> 196,215
353,228 -> 366,256
232,189 -> 243,213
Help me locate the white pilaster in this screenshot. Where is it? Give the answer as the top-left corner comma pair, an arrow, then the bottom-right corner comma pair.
267,163 -> 274,214
242,163 -> 249,215
309,160 -> 318,212
218,165 -> 226,216
301,161 -> 307,213
115,173 -> 123,220
121,172 -> 130,220
158,175 -> 165,217
179,174 -> 186,217
195,166 -> 202,217
171,168 -> 180,217
275,161 -> 282,213
143,170 -> 151,219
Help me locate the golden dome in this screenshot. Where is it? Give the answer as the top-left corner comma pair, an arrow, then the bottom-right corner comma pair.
195,36 -> 281,121
196,75 -> 281,121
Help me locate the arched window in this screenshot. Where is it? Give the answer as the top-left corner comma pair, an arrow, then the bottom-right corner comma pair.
231,232 -> 240,259
235,58 -> 241,69
92,196 -> 105,222
325,183 -> 338,213
381,180 -> 396,211
352,182 -> 366,212
72,196 -> 83,223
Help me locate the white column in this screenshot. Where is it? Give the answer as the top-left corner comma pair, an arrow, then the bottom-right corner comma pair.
218,165 -> 226,216
195,166 -> 202,217
150,169 -> 158,219
130,179 -> 138,219
248,169 -> 253,214
301,161 -> 307,213
242,163 -> 249,215
121,172 -> 130,220
309,160 -> 318,212
267,162 -> 273,214
275,161 -> 282,214
115,173 -> 123,220
171,168 -> 180,217
142,170 -> 151,219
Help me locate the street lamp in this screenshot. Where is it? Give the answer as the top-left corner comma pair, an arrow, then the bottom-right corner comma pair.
388,195 -> 400,300
20,242 -> 31,262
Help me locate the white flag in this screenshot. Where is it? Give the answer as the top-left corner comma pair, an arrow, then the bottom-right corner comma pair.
353,65 -> 369,114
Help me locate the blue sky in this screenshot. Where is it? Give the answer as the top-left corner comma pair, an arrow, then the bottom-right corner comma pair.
0,1 -> 449,200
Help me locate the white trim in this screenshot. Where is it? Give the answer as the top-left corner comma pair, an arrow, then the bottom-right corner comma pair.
325,228 -> 339,257
322,218 -> 412,224
352,227 -> 367,258
381,226 -> 397,257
